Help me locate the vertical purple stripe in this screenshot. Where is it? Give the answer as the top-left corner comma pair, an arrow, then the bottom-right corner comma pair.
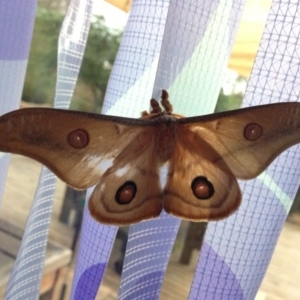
154,0 -> 219,91
118,0 -> 247,298
190,243 -> 244,300
71,192 -> 118,300
0,0 -> 37,60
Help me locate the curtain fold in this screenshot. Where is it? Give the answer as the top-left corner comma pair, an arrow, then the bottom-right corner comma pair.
71,0 -> 246,299
189,1 -> 300,299
0,0 -> 38,207
1,0 -> 299,299
3,1 -> 94,299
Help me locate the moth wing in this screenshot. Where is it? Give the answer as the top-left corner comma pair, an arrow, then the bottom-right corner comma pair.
88,129 -> 163,225
0,108 -> 154,189
179,102 -> 300,179
163,128 -> 241,221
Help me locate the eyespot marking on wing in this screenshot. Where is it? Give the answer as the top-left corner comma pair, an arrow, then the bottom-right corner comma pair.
244,123 -> 262,141
115,181 -> 137,204
68,129 -> 89,148
191,176 -> 214,199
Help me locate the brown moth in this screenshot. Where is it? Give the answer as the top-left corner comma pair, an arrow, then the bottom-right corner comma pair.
0,90 -> 300,226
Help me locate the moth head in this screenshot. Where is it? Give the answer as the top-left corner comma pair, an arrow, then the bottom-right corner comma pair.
140,90 -> 175,119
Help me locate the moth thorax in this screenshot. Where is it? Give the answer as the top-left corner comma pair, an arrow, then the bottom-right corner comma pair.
156,123 -> 177,162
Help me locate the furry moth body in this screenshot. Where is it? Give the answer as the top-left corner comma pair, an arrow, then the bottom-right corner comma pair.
1,90 -> 300,225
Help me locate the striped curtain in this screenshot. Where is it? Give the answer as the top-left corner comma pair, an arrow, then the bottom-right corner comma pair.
0,0 -> 93,299
0,0 -> 299,300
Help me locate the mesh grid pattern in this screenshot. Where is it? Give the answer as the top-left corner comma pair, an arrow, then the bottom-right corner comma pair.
70,189 -> 118,299
3,1 -> 93,299
102,1 -> 245,299
189,1 -> 300,299
71,0 -> 245,297
0,0 -> 36,206
2,0 -> 300,299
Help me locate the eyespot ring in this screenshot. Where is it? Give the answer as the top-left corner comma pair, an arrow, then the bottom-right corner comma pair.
115,181 -> 137,205
191,176 -> 214,200
244,123 -> 263,141
68,129 -> 89,148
